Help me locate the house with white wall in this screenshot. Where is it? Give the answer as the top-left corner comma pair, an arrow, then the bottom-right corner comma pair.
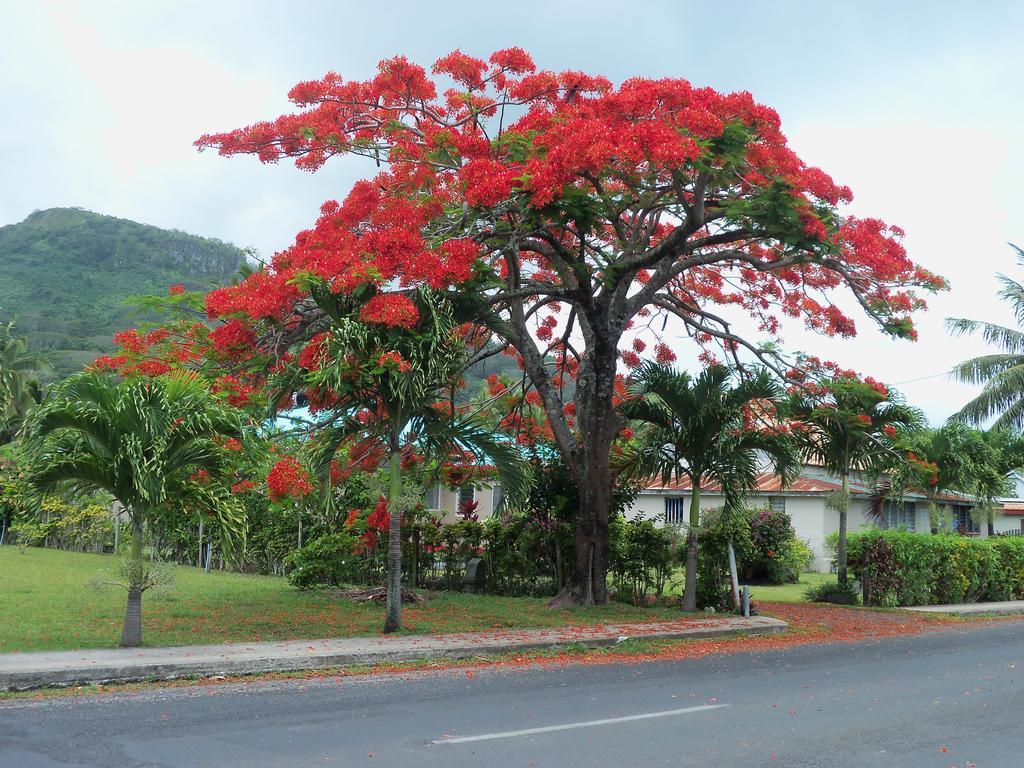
426,467 -> 1024,572
627,467 -> 1022,572
425,482 -> 504,523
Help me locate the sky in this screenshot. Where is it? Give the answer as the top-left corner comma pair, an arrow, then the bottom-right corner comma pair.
2,0 -> 1022,424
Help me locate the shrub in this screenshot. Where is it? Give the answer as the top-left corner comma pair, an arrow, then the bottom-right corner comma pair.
285,532 -> 362,589
783,538 -> 816,578
694,506 -> 753,611
742,507 -> 804,584
609,517 -> 676,605
481,515 -> 556,597
804,578 -> 860,605
12,498 -> 113,552
994,537 -> 1024,597
846,530 -> 1023,606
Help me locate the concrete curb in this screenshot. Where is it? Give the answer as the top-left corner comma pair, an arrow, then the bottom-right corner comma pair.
0,616 -> 787,691
904,601 -> 1024,616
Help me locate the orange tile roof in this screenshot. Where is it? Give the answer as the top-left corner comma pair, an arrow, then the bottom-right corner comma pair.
644,472 -> 977,504
645,473 -> 846,494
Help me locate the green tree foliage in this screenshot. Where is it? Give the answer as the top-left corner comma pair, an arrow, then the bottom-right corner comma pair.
620,364 -> 798,611
0,323 -> 46,437
26,372 -> 247,646
787,369 -> 921,585
969,429 -> 1024,535
890,424 -> 987,534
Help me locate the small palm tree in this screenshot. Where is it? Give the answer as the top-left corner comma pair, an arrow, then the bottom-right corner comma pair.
788,374 -> 920,584
0,322 -> 47,441
891,423 -> 988,534
948,244 -> 1024,429
27,372 -> 246,646
620,364 -> 798,612
968,429 -> 1024,536
302,290 -> 528,633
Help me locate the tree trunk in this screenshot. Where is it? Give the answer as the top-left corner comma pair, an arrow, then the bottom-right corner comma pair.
987,505 -> 995,538
550,486 -> 610,606
928,499 -> 939,534
120,518 -> 144,647
549,452 -> 613,607
383,443 -> 403,634
836,473 -> 850,586
548,349 -> 618,608
554,542 -> 564,591
682,484 -> 701,611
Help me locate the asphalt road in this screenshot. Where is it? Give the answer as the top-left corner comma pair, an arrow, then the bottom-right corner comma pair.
2,620 -> 1022,768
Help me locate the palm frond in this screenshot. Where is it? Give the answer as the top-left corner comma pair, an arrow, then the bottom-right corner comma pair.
414,411 -> 531,510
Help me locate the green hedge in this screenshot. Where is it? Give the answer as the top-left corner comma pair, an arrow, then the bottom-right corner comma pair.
846,530 -> 1024,607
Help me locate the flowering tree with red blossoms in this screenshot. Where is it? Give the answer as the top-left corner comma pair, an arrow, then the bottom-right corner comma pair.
196,49 -> 944,605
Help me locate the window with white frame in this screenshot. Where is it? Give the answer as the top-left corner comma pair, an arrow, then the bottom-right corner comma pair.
665,497 -> 687,524
458,486 -> 476,506
768,496 -> 786,513
491,484 -> 503,515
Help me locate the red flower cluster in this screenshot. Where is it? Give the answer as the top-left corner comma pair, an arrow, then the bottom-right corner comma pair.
359,293 -> 420,329
367,496 -> 390,532
194,48 -> 945,472
298,332 -> 331,371
212,375 -> 256,408
266,457 -> 312,501
208,319 -> 256,362
376,350 -> 412,372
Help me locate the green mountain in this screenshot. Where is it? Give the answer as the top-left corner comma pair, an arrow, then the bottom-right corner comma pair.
0,208 -> 246,378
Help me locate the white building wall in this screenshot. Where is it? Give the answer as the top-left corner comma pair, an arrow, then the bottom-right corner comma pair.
628,492 -> 674,521
993,514 -> 1023,535
627,491 -> 835,573
431,483 -> 496,523
775,496 -> 829,572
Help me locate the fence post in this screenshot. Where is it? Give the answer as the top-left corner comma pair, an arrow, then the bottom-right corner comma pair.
742,585 -> 750,618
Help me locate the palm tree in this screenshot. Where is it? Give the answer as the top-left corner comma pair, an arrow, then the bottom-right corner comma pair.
891,423 -> 990,535
27,372 -> 246,646
0,322 -> 47,441
620,364 -> 799,612
788,374 -> 920,585
948,244 -> 1024,429
301,290 -> 528,633
968,429 -> 1024,536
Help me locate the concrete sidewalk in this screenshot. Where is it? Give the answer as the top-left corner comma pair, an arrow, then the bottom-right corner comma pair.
0,615 -> 786,690
903,600 -> 1024,616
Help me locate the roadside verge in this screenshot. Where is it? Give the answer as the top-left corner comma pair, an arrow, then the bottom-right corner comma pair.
0,615 -> 786,690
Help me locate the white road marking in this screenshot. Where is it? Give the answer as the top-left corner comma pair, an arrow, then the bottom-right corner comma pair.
432,703 -> 729,745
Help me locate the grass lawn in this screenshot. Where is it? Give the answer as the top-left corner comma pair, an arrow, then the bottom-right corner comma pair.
0,547 -> 683,653
748,572 -> 833,603
665,569 -> 833,604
